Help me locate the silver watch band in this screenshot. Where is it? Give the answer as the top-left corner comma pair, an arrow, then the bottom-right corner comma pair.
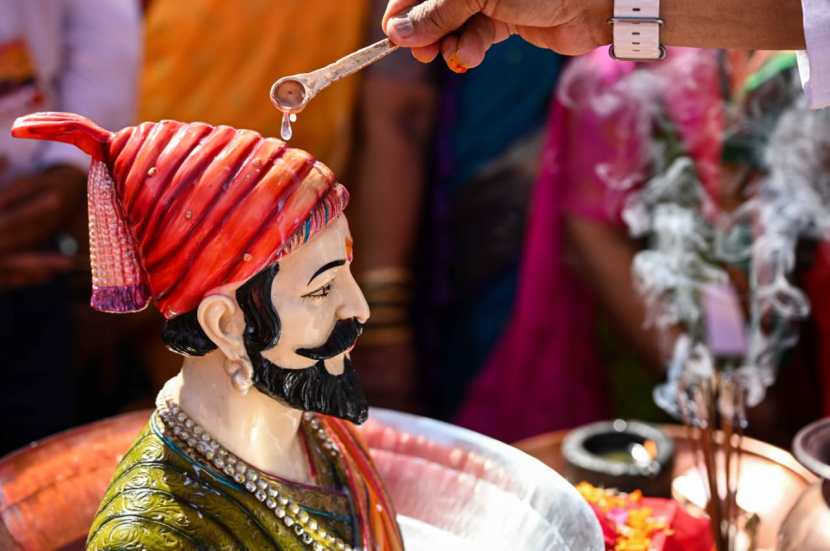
610,0 -> 665,61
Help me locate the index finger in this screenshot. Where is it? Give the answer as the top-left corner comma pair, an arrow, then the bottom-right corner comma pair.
383,0 -> 480,47
382,0 -> 419,30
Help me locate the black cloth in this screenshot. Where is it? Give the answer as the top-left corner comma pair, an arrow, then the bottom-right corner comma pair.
0,277 -> 76,456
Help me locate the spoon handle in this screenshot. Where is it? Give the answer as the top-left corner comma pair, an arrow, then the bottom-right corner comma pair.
270,38 -> 399,113
310,38 -> 399,90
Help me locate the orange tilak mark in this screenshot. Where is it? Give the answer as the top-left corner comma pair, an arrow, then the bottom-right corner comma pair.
345,236 -> 354,263
446,54 -> 468,74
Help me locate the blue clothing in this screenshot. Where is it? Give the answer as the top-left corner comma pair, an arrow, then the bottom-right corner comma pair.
437,37 -> 565,193
423,38 -> 565,419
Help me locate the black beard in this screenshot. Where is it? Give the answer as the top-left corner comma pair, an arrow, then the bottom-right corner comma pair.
250,355 -> 369,425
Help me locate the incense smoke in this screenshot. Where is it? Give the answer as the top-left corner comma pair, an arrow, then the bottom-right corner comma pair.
558,49 -> 830,418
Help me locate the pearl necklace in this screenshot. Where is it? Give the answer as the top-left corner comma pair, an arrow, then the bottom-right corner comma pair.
157,401 -> 354,551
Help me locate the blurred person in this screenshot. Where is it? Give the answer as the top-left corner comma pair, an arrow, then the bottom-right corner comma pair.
456,49 -> 694,442
0,0 -> 140,454
460,47 -> 824,445
348,3 -> 437,412
351,34 -> 563,417
423,38 -> 565,422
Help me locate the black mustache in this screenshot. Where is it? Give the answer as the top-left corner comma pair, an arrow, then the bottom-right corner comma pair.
295,318 -> 364,361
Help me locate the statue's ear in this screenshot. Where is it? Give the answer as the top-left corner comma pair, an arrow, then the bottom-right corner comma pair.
196,294 -> 253,394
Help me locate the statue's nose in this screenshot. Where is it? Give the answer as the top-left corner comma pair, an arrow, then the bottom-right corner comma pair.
337,271 -> 370,325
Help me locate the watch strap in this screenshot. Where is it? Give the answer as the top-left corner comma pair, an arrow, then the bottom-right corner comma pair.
610,0 -> 665,61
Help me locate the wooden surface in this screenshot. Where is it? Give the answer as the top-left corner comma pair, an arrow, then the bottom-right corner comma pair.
515,424 -> 818,549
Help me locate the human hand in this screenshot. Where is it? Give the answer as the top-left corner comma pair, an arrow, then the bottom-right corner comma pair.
382,0 -> 612,71
0,165 -> 86,254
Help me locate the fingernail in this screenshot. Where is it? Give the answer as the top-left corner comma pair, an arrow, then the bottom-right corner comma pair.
388,16 -> 414,40
446,54 -> 468,74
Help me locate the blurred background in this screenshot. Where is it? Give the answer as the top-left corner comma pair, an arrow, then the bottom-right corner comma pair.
1,0 -> 827,458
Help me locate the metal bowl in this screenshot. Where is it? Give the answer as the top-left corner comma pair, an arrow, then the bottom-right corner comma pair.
561,419 -> 675,496
365,409 -> 604,551
777,418 -> 830,551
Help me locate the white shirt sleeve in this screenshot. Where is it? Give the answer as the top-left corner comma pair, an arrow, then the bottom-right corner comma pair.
40,0 -> 142,171
799,0 -> 830,109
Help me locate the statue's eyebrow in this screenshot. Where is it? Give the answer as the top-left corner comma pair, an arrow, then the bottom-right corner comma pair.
307,259 -> 346,285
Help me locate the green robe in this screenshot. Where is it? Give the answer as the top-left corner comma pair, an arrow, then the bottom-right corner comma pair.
86,413 -> 358,550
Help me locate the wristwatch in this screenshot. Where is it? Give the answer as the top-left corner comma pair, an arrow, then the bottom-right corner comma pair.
609,0 -> 666,61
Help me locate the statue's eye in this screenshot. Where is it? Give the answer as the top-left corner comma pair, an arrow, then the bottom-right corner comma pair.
303,283 -> 332,300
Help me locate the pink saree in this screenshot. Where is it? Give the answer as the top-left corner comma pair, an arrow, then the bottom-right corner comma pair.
454,48 -> 724,442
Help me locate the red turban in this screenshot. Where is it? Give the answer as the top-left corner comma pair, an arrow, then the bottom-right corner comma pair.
11,112 -> 348,318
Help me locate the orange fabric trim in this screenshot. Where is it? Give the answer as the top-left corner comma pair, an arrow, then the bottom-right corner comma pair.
319,416 -> 404,551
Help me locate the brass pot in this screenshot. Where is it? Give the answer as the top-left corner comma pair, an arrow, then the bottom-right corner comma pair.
777,418 -> 830,550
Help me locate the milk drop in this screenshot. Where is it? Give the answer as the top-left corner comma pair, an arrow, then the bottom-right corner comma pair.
280,112 -> 293,141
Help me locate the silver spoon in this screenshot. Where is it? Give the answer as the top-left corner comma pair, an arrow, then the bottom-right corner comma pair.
270,38 -> 399,116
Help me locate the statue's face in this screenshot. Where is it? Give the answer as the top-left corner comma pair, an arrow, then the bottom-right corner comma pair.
197,215 -> 372,422
223,215 -> 371,423
262,215 -> 368,374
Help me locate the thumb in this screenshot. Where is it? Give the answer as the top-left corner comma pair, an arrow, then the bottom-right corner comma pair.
384,0 -> 480,47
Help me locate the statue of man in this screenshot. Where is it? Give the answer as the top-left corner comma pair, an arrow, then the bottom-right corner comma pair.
12,112 -> 404,551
